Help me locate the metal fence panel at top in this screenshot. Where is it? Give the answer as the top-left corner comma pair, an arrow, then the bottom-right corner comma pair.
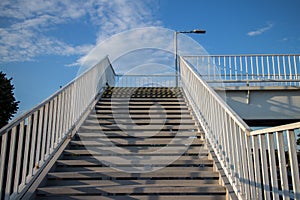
183,54 -> 300,87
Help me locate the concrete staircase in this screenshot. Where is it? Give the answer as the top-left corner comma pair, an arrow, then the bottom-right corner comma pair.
36,87 -> 227,199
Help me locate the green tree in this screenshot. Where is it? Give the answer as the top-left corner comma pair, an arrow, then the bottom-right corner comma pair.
0,71 -> 19,128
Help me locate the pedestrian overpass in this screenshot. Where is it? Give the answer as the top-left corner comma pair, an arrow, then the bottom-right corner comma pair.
0,54 -> 299,199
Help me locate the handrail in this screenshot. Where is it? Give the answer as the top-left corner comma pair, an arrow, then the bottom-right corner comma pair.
0,56 -> 115,199
250,121 -> 300,136
180,56 -> 300,199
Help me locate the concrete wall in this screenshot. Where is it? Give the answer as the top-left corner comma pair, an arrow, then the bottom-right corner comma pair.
215,86 -> 300,122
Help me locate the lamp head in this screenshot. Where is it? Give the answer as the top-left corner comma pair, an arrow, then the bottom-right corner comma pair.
193,29 -> 206,34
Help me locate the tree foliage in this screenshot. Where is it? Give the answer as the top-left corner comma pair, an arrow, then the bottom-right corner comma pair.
0,71 -> 19,128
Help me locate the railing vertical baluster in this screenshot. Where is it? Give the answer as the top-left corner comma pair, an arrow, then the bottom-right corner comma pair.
293,55 -> 297,83
233,122 -> 241,191
4,127 -> 17,200
223,112 -> 230,171
223,56 -> 227,81
65,87 -> 72,134
277,56 -> 281,80
56,94 -> 62,143
0,132 -> 8,198
288,55 -> 292,80
286,130 -> 300,199
272,56 -> 276,80
234,56 -> 237,80
229,56 -> 232,80
13,121 -> 25,195
266,133 -> 279,200
240,130 -> 250,199
250,56 -> 254,80
58,92 -> 64,141
21,115 -> 32,186
256,56 -> 259,80
228,118 -> 236,183
252,136 -> 263,199
245,135 -> 256,199
245,56 -> 248,83
40,103 -> 49,166
219,110 -> 226,163
259,134 -> 271,200
68,84 -> 74,134
239,56 -> 243,81
45,101 -> 53,159
235,127 -> 244,196
216,103 -> 223,156
276,131 -> 290,200
283,56 -> 287,80
35,107 -> 44,173
261,56 -> 265,80
28,111 -> 38,179
267,56 -> 270,80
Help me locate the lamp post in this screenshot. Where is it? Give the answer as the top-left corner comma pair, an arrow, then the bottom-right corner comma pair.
174,29 -> 206,87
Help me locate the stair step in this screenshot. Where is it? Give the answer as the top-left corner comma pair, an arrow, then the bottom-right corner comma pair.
83,119 -> 194,125
56,157 -> 214,166
92,114 -> 193,119
97,101 -> 187,105
55,166 -> 213,172
96,110 -> 190,114
100,98 -> 185,102
36,195 -> 226,200
70,138 -> 202,146
64,146 -> 207,155
86,118 -> 194,123
79,125 -> 197,131
76,131 -> 202,138
45,179 -> 219,187
47,169 -> 220,179
37,185 -> 225,195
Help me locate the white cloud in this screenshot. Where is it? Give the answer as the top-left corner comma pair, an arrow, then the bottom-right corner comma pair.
247,23 -> 274,36
0,0 -> 160,63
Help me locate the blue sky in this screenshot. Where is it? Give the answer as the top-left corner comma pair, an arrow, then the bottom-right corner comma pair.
0,0 -> 300,117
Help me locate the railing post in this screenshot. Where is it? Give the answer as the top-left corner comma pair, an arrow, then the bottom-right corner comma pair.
5,127 -> 17,200
286,130 -> 300,199
266,133 -> 280,200
276,131 -> 290,200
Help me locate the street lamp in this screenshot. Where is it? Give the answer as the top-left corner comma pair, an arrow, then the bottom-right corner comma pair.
174,29 -> 206,87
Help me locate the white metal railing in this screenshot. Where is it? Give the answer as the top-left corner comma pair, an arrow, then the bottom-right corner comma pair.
115,74 -> 177,87
0,56 -> 115,199
180,56 -> 300,199
183,54 -> 300,87
250,122 -> 300,200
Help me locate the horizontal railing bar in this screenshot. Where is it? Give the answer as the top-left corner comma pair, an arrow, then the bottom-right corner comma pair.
116,74 -> 176,77
0,56 -> 112,135
250,122 -> 300,136
183,54 -> 300,57
206,80 -> 300,83
203,74 -> 300,77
